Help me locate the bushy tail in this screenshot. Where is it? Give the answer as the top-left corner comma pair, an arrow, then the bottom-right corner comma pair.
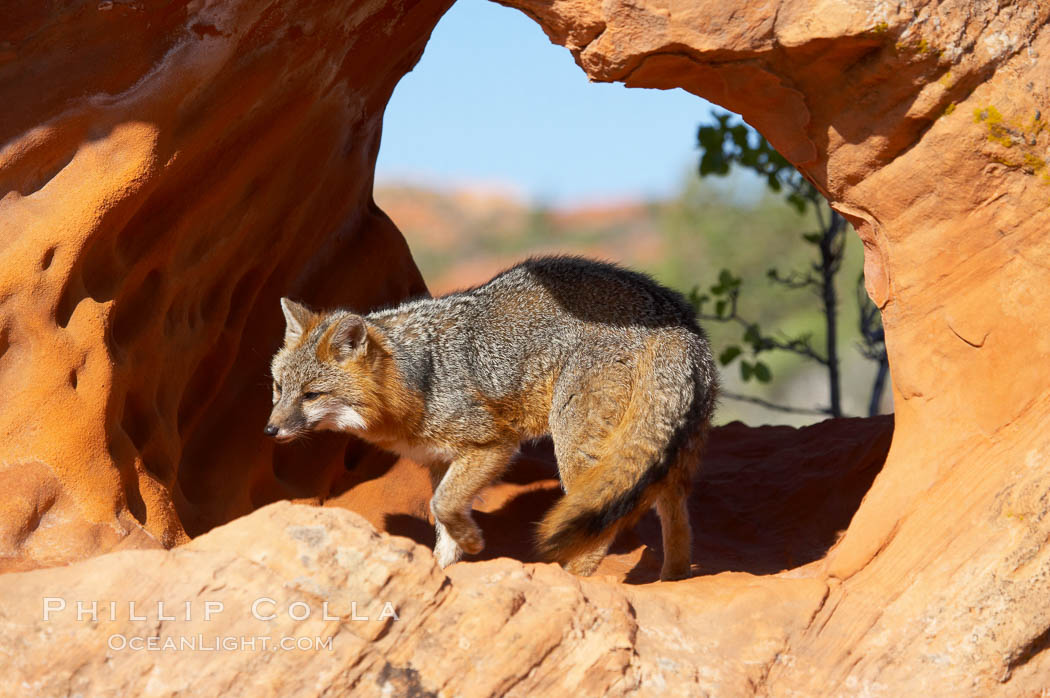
535,365 -> 712,564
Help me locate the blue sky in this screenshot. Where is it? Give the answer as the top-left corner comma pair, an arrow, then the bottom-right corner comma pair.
375,0 -> 717,206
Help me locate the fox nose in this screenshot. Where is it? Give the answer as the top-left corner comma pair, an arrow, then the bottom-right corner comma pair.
263,424 -> 279,437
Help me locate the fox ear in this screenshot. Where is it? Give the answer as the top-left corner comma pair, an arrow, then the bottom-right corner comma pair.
329,314 -> 368,360
280,297 -> 315,345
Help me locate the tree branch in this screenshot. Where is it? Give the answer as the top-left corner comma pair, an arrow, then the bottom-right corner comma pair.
768,269 -> 819,290
719,389 -> 833,416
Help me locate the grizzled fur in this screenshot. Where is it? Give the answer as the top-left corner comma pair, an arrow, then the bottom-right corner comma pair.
268,256 -> 718,580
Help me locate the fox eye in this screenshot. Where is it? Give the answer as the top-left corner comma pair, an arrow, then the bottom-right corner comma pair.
302,391 -> 325,401
273,382 -> 282,393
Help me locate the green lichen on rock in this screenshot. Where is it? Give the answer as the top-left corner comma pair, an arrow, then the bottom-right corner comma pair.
974,105 -> 1017,148
975,106 -> 1050,181
1022,153 -> 1046,174
893,33 -> 943,58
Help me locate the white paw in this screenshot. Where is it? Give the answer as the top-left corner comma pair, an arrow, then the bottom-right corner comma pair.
434,523 -> 462,568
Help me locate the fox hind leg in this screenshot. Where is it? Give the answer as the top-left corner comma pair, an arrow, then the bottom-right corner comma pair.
656,485 -> 693,581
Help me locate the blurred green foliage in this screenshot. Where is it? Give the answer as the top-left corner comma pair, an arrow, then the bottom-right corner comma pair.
692,111 -> 887,418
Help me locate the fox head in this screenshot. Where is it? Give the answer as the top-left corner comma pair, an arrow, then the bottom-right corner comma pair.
265,298 -> 381,443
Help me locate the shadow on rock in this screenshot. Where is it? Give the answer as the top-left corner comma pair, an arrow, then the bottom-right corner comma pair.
363,416 -> 893,584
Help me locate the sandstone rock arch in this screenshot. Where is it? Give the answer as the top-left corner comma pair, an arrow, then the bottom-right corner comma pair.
1,0 -> 1049,694
0,0 -> 449,566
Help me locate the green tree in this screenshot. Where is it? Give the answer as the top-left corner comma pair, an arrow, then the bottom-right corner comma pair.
691,112 -> 888,418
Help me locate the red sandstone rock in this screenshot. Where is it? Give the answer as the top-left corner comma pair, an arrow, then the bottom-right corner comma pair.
0,0 -> 447,570
0,501 -> 828,697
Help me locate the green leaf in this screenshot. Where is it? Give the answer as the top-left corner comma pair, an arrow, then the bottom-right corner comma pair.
787,192 -> 808,214
740,361 -> 753,381
753,361 -> 772,383
730,124 -> 750,148
803,232 -> 822,244
686,287 -> 709,313
715,299 -> 727,317
698,152 -> 719,176
719,346 -> 742,366
743,324 -> 761,345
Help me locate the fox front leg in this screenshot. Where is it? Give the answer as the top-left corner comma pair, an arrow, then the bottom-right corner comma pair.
429,444 -> 515,567
425,463 -> 461,568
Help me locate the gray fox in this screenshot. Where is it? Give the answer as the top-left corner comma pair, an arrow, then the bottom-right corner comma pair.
266,256 -> 718,580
